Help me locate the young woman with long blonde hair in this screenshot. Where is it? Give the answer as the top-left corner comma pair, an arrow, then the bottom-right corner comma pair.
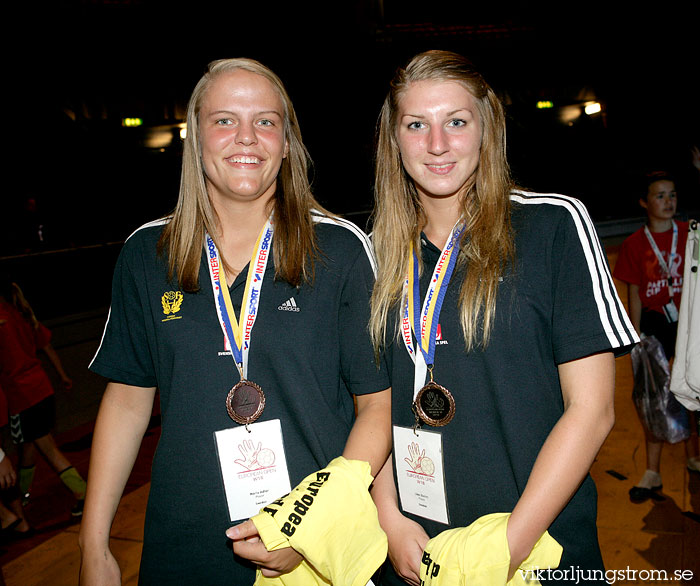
370,50 -> 638,585
79,58 -> 390,585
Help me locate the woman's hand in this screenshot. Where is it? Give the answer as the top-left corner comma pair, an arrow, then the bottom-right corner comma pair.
79,546 -> 121,586
372,454 -> 429,585
383,509 -> 430,586
78,383 -> 156,586
227,519 -> 303,577
506,516 -> 529,581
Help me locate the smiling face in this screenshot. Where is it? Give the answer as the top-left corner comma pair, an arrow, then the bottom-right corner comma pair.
641,179 -> 677,223
199,69 -> 288,209
396,80 -> 482,203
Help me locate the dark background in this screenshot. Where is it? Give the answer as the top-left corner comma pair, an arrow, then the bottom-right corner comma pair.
2,0 -> 698,317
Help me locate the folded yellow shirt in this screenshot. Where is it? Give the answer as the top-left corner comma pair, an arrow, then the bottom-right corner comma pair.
251,456 -> 387,586
419,512 -> 563,585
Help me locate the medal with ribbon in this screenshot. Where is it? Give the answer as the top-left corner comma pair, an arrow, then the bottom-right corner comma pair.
402,220 -> 465,428
206,217 -> 273,428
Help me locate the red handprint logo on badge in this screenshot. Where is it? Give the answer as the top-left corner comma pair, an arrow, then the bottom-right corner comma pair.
404,442 -> 435,476
234,440 -> 276,471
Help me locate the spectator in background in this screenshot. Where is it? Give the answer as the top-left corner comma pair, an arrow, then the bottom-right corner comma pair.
613,171 -> 700,502
0,274 -> 87,517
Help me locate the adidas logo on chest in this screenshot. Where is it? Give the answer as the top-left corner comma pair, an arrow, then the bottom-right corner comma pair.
278,297 -> 300,312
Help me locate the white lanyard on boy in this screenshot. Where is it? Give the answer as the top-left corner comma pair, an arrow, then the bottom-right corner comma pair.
644,221 -> 677,298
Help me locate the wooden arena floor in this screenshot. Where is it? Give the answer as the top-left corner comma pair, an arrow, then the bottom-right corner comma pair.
1,245 -> 699,585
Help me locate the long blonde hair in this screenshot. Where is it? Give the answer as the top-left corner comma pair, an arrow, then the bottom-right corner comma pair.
158,58 -> 328,291
370,50 -> 515,353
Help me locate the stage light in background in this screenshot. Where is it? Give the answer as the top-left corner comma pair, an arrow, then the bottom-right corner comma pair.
584,102 -> 602,115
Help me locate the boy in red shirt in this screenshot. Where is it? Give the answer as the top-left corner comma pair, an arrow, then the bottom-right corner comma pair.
614,172 -> 699,501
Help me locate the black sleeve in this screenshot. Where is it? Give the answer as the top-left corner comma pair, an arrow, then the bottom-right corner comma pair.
90,236 -> 158,388
550,202 -> 638,364
338,247 -> 390,396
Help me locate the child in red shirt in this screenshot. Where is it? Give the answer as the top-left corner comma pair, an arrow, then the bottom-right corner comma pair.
0,274 -> 87,518
614,172 -> 699,501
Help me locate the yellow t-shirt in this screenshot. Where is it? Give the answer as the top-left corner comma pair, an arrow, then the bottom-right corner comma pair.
251,457 -> 387,586
419,512 -> 563,585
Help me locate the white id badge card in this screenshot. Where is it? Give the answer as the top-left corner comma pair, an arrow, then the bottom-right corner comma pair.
393,425 -> 449,525
663,299 -> 679,323
214,419 -> 291,522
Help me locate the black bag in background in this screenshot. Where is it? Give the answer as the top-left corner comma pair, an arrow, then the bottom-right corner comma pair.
631,335 -> 690,444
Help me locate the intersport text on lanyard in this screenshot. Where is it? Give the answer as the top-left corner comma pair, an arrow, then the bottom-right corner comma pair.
402,221 -> 465,407
206,218 -> 273,387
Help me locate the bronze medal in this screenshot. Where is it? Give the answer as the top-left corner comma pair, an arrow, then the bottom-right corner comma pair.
226,379 -> 265,425
413,381 -> 455,426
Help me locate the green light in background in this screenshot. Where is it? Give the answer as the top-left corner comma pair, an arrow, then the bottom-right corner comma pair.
536,101 -> 554,109
122,118 -> 143,127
